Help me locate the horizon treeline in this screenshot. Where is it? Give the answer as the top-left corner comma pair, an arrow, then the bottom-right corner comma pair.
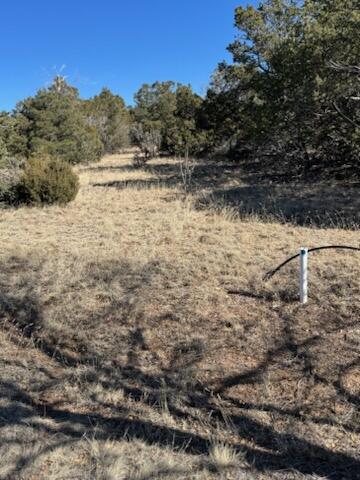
1,0 -> 359,174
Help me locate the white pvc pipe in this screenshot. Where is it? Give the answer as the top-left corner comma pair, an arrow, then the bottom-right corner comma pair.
300,247 -> 308,304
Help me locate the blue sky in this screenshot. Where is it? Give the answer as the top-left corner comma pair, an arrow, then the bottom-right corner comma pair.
1,1 -> 255,111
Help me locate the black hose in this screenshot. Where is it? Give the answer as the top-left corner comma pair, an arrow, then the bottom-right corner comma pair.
263,245 -> 360,281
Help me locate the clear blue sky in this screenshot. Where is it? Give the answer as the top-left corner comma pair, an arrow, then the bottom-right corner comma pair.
1,1 -> 256,111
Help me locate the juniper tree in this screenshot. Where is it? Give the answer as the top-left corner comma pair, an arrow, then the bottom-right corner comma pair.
132,82 -> 205,156
16,77 -> 102,164
204,0 -> 360,169
84,88 -> 130,154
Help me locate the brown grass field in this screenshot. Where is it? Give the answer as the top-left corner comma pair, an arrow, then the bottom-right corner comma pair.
0,152 -> 359,479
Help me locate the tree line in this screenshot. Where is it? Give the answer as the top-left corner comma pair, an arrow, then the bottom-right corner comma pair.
1,0 -> 359,205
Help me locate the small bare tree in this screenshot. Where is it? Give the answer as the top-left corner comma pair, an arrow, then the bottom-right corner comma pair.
132,152 -> 147,168
131,124 -> 162,166
179,152 -> 196,194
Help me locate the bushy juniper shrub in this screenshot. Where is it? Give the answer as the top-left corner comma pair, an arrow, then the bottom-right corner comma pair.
16,154 -> 79,205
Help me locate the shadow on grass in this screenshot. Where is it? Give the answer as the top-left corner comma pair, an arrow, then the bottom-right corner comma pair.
2,369 -> 360,479
91,158 -> 360,229
1,255 -> 360,479
91,159 -> 244,191
196,183 -> 360,229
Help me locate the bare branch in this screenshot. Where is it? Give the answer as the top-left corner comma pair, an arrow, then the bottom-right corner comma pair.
329,61 -> 360,75
333,101 -> 360,129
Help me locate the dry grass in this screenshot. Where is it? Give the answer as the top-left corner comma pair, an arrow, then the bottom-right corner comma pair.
208,442 -> 244,471
0,153 -> 359,479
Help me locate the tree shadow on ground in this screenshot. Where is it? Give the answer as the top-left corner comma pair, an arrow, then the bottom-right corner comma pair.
92,160 -> 243,191
1,255 -> 360,479
196,183 -> 360,229
237,154 -> 360,185
194,156 -> 360,228
2,365 -> 360,479
91,158 -> 360,229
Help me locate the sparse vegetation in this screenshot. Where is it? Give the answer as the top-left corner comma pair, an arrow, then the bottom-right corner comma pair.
0,152 -> 359,479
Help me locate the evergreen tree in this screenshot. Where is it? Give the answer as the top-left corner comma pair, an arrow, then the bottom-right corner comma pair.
205,0 -> 360,170
133,82 -> 205,155
16,77 -> 102,164
0,111 -> 29,160
84,88 -> 130,154
166,85 -> 205,155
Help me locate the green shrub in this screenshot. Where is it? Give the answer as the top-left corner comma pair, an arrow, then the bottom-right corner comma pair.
17,155 -> 79,205
0,169 -> 20,206
0,147 -> 23,206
